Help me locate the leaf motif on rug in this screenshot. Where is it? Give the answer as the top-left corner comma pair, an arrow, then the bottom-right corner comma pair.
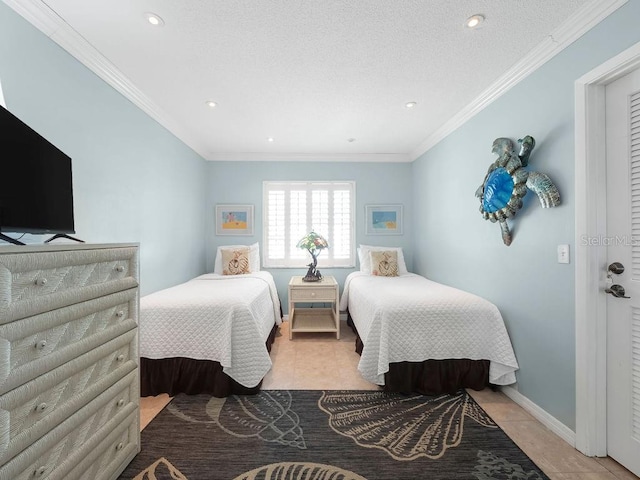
132,457 -> 188,480
233,462 -> 368,480
318,390 -> 497,461
473,450 -> 545,480
166,391 -> 306,449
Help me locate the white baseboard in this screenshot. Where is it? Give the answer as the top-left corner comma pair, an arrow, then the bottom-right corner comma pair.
500,385 -> 576,447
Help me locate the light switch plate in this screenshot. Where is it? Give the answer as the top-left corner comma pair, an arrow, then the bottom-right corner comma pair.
557,244 -> 570,264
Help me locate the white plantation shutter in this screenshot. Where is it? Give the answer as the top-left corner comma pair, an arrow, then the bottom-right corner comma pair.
263,181 -> 355,267
266,189 -> 285,260
289,189 -> 308,263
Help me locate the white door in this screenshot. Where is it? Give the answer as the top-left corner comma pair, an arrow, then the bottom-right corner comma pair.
605,66 -> 640,476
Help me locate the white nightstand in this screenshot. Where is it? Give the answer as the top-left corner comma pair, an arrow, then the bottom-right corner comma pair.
288,275 -> 339,339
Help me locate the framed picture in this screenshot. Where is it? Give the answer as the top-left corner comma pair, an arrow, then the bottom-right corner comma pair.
215,204 -> 254,235
365,204 -> 403,235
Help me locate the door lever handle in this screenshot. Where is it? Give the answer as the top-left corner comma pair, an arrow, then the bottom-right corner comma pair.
605,284 -> 630,298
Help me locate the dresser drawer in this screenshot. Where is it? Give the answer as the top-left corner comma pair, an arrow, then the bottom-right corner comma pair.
0,288 -> 137,394
0,331 -> 137,464
0,247 -> 138,324
0,371 -> 138,480
290,287 -> 337,302
65,411 -> 139,480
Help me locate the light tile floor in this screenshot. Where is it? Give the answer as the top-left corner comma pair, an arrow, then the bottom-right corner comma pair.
140,320 -> 638,480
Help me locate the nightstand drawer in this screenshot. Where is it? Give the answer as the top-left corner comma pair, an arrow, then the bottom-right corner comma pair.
290,288 -> 336,302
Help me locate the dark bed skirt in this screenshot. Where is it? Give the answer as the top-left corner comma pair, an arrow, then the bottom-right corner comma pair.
348,314 -> 490,395
140,323 -> 279,398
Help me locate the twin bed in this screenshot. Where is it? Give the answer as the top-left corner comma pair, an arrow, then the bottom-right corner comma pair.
340,271 -> 519,394
139,244 -> 282,397
139,243 -> 518,397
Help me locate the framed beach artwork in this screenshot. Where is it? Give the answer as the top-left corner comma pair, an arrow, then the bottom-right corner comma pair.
215,204 -> 254,235
365,204 -> 403,235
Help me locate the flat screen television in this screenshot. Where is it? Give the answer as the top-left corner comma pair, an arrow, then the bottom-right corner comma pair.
0,105 -> 76,244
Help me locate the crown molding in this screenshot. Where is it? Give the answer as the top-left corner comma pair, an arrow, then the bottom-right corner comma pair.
409,0 -> 628,161
206,152 -> 411,163
2,0 -> 57,35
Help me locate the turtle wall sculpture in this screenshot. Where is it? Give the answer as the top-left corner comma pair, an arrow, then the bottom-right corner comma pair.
475,135 -> 560,246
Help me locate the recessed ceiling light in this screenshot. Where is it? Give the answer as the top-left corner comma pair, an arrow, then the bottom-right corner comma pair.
267,137 -> 275,142
405,102 -> 417,109
205,100 -> 217,108
465,14 -> 484,29
144,12 -> 165,26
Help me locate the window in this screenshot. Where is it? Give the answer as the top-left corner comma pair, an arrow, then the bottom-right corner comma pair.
263,181 -> 355,268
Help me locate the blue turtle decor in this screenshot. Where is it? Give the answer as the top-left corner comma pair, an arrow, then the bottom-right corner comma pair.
475,135 -> 560,246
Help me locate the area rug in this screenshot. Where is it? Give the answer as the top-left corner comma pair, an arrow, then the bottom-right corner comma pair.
118,390 -> 550,480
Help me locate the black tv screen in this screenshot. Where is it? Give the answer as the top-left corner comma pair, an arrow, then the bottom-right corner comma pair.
0,106 -> 75,235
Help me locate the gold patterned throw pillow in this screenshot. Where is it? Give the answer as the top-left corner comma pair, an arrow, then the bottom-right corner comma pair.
370,250 -> 399,277
221,247 -> 251,275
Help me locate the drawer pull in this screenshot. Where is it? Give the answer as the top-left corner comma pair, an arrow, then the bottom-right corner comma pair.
115,442 -> 124,451
116,354 -> 125,362
34,466 -> 47,476
34,340 -> 47,350
35,277 -> 48,286
35,403 -> 48,413
116,310 -> 125,318
310,292 -> 316,297
117,398 -> 125,407
115,265 -> 125,273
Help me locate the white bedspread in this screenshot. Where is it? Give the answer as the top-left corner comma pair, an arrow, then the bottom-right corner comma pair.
340,272 -> 518,386
139,272 -> 282,388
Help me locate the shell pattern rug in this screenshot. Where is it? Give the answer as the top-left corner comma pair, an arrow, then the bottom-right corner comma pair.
118,390 -> 549,480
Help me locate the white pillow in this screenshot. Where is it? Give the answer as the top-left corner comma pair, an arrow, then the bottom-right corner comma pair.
215,242 -> 260,274
358,244 -> 408,274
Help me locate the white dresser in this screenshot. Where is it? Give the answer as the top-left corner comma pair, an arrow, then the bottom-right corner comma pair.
0,243 -> 140,480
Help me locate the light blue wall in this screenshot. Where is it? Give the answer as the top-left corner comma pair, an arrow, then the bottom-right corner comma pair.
412,1 -> 640,430
0,3 -> 208,295
207,161 -> 413,309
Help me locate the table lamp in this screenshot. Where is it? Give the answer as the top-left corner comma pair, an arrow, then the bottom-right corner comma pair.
296,231 -> 329,281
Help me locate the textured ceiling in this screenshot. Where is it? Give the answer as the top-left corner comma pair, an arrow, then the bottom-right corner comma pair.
6,0 -> 613,161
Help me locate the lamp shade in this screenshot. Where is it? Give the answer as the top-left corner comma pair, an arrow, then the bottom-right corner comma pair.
296,231 -> 329,252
